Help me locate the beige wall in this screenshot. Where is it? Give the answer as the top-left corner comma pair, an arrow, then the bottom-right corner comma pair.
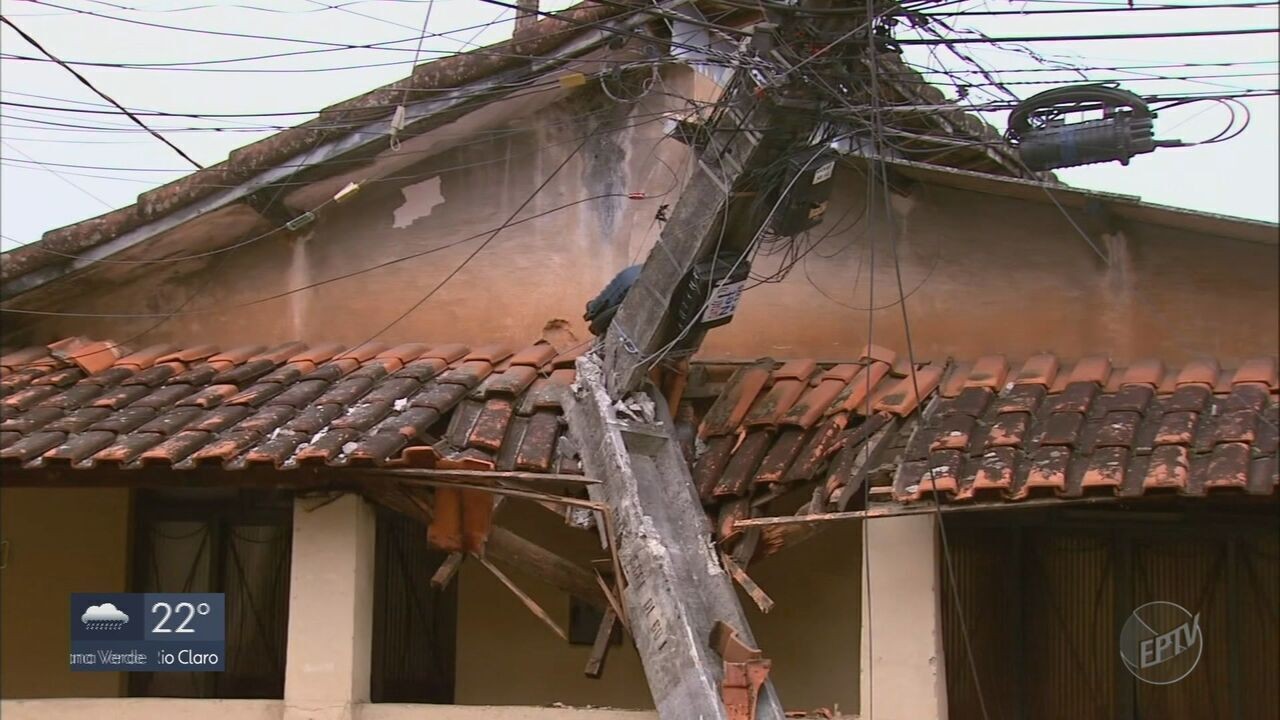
0,487 -> 132,699
0,698 -> 658,720
8,69 -> 1276,367
455,506 -> 861,713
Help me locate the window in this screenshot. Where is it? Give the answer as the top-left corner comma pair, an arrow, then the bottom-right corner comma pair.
942,509 -> 1280,719
371,508 -> 457,704
129,489 -> 291,699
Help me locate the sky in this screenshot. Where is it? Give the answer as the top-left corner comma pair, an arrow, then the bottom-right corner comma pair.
0,0 -> 1277,251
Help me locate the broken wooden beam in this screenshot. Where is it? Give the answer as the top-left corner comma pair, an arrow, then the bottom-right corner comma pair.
486,523 -> 609,612
721,552 -> 774,615
431,552 -> 465,589
364,487 -> 607,610
478,553 -> 569,641
584,608 -> 619,679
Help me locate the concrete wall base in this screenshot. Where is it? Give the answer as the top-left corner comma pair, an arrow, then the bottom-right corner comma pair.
0,699 -> 658,720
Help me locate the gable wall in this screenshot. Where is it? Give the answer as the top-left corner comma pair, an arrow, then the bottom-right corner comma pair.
5,69 -> 1276,365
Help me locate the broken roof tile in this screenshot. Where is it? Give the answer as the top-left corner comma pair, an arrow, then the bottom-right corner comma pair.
49,338 -> 124,375
699,362 -> 772,438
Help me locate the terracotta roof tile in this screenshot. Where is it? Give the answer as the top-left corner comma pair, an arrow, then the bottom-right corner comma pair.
0,342 -> 1273,519
1176,358 -> 1220,387
156,344 -> 220,364
700,362 -> 771,438
115,344 -> 180,371
425,344 -> 469,363
49,338 -> 125,375
509,343 -> 557,369
465,344 -> 513,364
1013,353 -> 1060,387
208,345 -> 266,369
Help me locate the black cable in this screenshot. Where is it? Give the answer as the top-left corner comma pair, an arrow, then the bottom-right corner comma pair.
896,27 -> 1279,45
0,94 -> 694,256
1,132 -> 684,315
352,136 -> 589,344
923,0 -> 1279,15
861,6 -> 993,717
0,14 -> 204,169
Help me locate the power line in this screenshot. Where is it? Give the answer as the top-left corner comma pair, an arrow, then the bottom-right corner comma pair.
0,140 -> 116,209
921,0 -> 1278,15
0,15 -> 204,169
897,27 -> 1280,45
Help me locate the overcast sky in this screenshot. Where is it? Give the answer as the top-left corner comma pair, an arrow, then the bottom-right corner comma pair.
1,0 -> 1276,250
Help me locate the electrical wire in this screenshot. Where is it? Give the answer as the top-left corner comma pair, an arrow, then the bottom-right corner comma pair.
1,128 -> 685,315
922,0 -> 1279,15
0,139 -> 117,209
895,26 -> 1280,45
0,14 -> 205,169
0,98 -> 696,255
352,136 -> 590,344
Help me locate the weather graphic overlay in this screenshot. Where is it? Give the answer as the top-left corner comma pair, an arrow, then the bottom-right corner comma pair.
81,603 -> 130,630
70,593 -> 225,672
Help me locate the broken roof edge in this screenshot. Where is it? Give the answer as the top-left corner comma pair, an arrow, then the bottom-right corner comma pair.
0,0 -> 637,296
873,155 -> 1280,245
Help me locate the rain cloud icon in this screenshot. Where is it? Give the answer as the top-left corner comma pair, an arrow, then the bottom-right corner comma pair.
81,603 -> 130,630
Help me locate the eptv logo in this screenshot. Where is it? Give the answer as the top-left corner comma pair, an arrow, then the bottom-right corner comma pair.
1119,601 -> 1203,685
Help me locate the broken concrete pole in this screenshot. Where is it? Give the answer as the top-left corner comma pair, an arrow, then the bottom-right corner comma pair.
567,354 -> 785,720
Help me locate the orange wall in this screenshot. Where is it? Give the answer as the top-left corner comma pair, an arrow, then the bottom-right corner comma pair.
6,70 -> 1276,366
0,488 -> 132,699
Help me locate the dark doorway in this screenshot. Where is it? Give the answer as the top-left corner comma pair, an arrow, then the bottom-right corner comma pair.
371,507 -> 458,704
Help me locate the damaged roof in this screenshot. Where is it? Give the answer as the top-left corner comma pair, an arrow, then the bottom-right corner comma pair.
3,337 -> 1275,523
0,2 -> 1043,301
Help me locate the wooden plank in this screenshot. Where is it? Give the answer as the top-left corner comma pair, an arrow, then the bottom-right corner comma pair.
486,523 -> 609,611
477,554 -> 568,641
366,467 -> 600,485
721,552 -> 774,614
364,487 -> 607,609
431,551 -> 464,589
584,608 -> 619,679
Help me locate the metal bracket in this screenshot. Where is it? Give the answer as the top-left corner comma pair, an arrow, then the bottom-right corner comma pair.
711,620 -> 772,720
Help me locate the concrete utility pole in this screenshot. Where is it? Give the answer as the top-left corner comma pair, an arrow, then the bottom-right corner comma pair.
570,3 -> 869,718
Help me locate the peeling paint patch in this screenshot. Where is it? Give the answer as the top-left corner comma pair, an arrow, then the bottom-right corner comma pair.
392,177 -> 444,229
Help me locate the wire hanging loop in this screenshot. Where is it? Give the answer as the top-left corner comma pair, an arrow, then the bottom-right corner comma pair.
1005,83 -> 1151,144
600,62 -> 660,104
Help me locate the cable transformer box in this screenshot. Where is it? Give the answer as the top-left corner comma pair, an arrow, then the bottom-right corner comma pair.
669,253 -> 753,353
771,151 -> 838,236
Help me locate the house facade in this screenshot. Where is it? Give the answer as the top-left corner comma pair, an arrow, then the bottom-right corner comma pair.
1,4 -> 1277,720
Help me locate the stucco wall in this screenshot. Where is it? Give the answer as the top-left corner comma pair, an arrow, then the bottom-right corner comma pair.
7,69 -> 1275,366
0,488 -> 132,699
455,507 -> 861,713
0,698 -> 658,720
